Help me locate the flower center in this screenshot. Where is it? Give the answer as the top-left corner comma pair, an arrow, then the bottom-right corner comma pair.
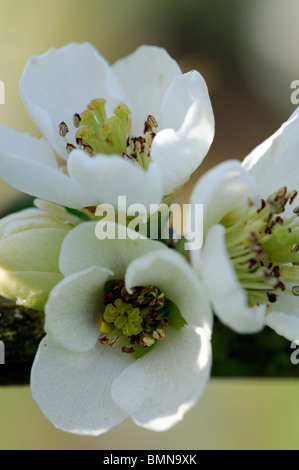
221,187 -> 299,307
98,279 -> 186,357
59,99 -> 158,171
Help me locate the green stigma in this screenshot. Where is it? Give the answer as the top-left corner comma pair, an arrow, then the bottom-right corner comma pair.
221,186 -> 299,307
59,99 -> 158,171
98,280 -> 186,357
103,299 -> 143,337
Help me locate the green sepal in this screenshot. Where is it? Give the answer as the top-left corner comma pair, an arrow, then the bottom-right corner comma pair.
167,301 -> 187,330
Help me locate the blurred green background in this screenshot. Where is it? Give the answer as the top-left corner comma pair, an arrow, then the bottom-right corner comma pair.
0,0 -> 299,450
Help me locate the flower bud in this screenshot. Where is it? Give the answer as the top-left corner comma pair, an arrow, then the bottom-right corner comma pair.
0,200 -> 79,310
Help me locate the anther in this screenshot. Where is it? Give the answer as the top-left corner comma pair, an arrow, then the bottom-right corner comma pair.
147,115 -> 158,128
292,286 -> 299,296
257,199 -> 266,214
144,115 -> 158,133
66,143 -> 76,154
121,346 -> 135,354
83,144 -> 94,157
99,334 -> 109,345
275,280 -> 286,291
142,336 -> 155,347
75,136 -> 83,147
267,292 -> 277,303
288,190 -> 298,205
73,113 -> 81,128
275,187 -> 287,199
152,329 -> 165,340
59,121 -> 69,137
108,336 -> 120,347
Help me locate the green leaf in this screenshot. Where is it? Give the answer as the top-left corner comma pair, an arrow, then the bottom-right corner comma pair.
133,343 -> 154,359
167,301 -> 187,330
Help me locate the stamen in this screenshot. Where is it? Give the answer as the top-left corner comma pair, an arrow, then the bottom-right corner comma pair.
288,190 -> 298,205
267,292 -> 277,303
152,329 -> 165,340
73,113 -> 81,128
108,336 -> 120,347
292,286 -> 299,296
59,122 -> 69,137
99,279 -> 185,356
58,98 -> 158,171
223,187 -> 299,307
257,199 -> 266,213
66,143 -> 76,154
121,346 -> 135,354
144,114 -> 158,133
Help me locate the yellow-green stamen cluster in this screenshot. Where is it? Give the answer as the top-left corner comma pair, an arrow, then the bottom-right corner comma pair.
103,299 -> 143,337
76,99 -> 130,156
99,280 -> 181,355
58,99 -> 158,170
221,187 -> 299,307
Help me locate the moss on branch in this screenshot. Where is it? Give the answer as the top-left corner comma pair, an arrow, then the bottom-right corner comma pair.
0,296 -> 44,385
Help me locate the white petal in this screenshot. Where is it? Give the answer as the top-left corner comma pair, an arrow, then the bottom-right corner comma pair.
190,160 -> 260,239
265,312 -> 299,343
113,45 -> 182,136
189,160 -> 259,279
202,224 -> 266,333
0,227 -> 67,310
264,285 -> 299,341
33,199 -> 81,226
59,221 -> 167,278
0,202 -> 77,238
0,270 -> 62,311
31,335 -> 133,436
20,43 -> 127,159
242,107 -> 299,203
125,249 -> 212,334
0,208 -> 50,238
67,149 -> 163,210
0,228 -> 67,272
45,266 -> 111,352
0,127 -> 93,209
111,325 -> 211,431
151,71 -> 215,193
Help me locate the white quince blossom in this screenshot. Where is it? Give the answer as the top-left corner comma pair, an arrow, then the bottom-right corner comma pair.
31,221 -> 212,435
0,199 -> 80,310
189,107 -> 299,341
0,43 -> 214,211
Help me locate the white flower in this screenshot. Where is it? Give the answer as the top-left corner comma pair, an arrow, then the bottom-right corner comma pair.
31,222 -> 212,435
0,43 -> 214,210
190,107 -> 299,341
0,199 -> 79,310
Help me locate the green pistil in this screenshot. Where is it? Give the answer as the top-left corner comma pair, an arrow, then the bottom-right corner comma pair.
222,187 -> 299,307
103,299 -> 143,337
88,98 -> 107,125
99,280 -> 186,356
59,98 -> 158,170
78,103 -> 131,155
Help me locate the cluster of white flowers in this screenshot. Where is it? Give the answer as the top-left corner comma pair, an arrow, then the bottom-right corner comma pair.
0,42 -> 298,436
